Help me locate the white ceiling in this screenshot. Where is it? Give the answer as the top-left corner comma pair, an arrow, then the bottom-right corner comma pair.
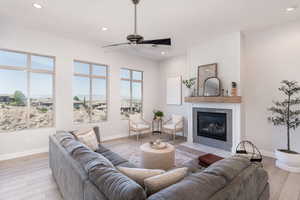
0,0 -> 300,61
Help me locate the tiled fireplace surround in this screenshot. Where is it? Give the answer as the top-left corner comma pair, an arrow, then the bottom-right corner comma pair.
184,102 -> 242,157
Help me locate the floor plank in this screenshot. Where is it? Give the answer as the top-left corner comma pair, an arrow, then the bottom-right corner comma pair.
279,172 -> 300,200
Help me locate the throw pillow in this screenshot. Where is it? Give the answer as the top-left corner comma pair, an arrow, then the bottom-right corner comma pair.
117,167 -> 165,186
144,167 -> 188,195
73,128 -> 98,151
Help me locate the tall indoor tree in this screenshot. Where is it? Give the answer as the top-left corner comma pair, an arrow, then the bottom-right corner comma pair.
268,80 -> 300,153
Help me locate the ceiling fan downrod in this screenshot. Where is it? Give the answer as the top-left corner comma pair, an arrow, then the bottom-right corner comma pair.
127,0 -> 143,43
102,0 -> 171,48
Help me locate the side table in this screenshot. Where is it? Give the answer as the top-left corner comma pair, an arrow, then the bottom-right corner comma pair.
152,118 -> 163,135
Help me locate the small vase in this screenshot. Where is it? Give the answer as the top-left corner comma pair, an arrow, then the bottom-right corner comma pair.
186,89 -> 193,97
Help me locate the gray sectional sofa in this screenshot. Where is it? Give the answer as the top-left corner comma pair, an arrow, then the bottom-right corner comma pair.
49,129 -> 270,200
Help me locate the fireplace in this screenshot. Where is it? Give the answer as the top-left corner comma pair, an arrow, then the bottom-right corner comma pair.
197,112 -> 227,141
193,107 -> 232,151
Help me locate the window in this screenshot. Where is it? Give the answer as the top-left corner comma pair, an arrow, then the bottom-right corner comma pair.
0,49 -> 55,133
73,61 -> 108,124
120,68 -> 143,119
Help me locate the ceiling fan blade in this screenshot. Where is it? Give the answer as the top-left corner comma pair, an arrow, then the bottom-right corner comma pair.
138,38 -> 171,46
102,42 -> 131,48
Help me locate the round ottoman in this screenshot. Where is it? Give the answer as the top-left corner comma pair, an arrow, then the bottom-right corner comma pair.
140,143 -> 175,170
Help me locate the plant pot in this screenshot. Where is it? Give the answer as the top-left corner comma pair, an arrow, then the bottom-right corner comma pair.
155,116 -> 161,120
185,89 -> 194,97
275,149 -> 300,173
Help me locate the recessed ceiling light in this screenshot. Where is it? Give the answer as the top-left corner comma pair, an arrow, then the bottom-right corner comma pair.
33,3 -> 42,9
286,6 -> 297,12
101,27 -> 108,31
161,51 -> 166,55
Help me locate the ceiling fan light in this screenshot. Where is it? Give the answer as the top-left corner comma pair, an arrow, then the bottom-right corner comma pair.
33,3 -> 42,9
286,6 -> 297,12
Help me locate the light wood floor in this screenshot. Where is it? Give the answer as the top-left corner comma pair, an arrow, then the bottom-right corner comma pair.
1,136 -> 300,200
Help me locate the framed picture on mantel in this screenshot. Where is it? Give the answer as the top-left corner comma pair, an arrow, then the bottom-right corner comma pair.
197,63 -> 218,96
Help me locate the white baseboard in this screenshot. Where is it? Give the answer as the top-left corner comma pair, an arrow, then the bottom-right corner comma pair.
102,134 -> 130,142
0,147 -> 48,162
0,134 -> 129,161
260,149 -> 275,158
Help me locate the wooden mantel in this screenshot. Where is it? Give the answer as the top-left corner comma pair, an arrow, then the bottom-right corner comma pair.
184,96 -> 242,103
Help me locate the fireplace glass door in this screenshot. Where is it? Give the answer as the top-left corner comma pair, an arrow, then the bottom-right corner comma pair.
197,112 -> 227,141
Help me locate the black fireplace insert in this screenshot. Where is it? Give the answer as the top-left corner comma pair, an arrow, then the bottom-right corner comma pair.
197,112 -> 227,141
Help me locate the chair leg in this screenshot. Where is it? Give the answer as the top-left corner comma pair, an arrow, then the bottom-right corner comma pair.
173,130 -> 176,142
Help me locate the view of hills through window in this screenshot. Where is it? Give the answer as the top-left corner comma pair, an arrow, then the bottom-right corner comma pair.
120,68 -> 143,119
0,50 -> 54,132
73,61 -> 108,123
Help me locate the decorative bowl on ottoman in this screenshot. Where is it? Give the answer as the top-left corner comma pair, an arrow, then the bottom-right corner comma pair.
149,140 -> 167,150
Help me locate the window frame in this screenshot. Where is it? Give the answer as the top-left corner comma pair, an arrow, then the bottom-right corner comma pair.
0,48 -> 56,132
73,60 -> 109,124
120,68 -> 144,119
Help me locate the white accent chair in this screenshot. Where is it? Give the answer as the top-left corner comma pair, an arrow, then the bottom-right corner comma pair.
162,114 -> 184,141
128,114 -> 151,141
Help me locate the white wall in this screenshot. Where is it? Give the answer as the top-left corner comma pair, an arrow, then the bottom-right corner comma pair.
188,32 -> 242,94
0,26 -> 160,159
159,23 -> 300,155
244,20 -> 300,154
159,32 -> 243,137
158,55 -> 189,135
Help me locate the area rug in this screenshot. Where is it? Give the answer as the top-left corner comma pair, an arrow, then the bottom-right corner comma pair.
105,141 -> 205,168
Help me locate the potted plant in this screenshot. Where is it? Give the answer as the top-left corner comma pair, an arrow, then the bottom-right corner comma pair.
153,110 -> 164,120
182,77 -> 196,97
268,80 -> 300,172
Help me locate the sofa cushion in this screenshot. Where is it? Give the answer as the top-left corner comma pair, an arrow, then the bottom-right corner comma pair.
88,159 -> 147,200
148,172 -> 226,200
71,143 -> 114,170
55,131 -> 75,143
208,164 -> 268,200
148,156 -> 256,200
144,167 -> 188,195
100,150 -> 128,166
203,155 -> 250,183
116,161 -> 137,168
117,167 -> 165,186
96,144 -> 110,153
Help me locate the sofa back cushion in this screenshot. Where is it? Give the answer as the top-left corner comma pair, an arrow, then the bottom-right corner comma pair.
56,131 -> 146,200
148,156 -> 255,200
203,156 -> 250,182
55,131 -> 75,143
148,172 -> 226,200
72,145 -> 114,170
68,136 -> 146,200
88,158 -> 147,200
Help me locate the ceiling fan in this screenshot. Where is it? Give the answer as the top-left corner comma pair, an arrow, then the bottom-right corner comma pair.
102,0 -> 171,48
